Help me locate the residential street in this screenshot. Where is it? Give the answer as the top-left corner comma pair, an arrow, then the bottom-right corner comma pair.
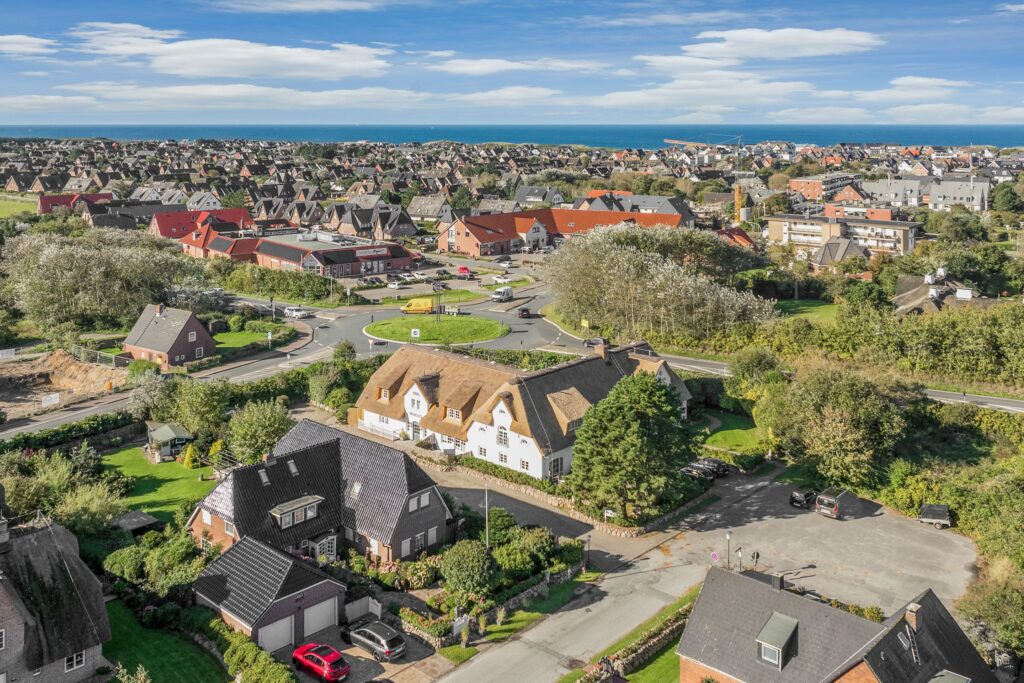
438,465 -> 977,683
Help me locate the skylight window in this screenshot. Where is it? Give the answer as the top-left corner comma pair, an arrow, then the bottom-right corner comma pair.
352,482 -> 362,498
287,460 -> 298,476
258,470 -> 270,486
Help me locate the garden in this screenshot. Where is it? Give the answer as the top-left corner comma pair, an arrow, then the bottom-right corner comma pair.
103,445 -> 217,523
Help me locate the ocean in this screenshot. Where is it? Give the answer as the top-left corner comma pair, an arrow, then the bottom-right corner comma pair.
1,124 -> 1024,148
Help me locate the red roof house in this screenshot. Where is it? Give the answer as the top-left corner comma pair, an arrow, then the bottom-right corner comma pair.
37,193 -> 113,215
148,209 -> 253,240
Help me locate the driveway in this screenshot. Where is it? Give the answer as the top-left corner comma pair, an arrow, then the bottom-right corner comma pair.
283,622 -> 439,683
438,468 -> 977,683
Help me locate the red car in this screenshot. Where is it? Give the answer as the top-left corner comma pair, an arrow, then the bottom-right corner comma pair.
457,265 -> 472,275
292,643 -> 351,681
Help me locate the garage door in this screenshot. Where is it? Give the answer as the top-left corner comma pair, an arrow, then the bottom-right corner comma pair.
303,596 -> 338,637
258,615 -> 294,653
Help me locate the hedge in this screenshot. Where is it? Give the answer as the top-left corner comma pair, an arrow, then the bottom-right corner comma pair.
0,410 -> 135,451
398,606 -> 454,638
456,454 -> 559,494
179,606 -> 295,683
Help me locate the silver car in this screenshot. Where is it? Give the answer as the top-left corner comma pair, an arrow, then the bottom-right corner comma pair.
343,621 -> 406,662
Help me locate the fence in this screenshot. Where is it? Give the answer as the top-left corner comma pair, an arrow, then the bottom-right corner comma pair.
68,344 -> 131,368
344,596 -> 383,622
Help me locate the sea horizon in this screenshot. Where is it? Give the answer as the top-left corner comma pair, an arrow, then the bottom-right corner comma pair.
2,124 -> 1023,149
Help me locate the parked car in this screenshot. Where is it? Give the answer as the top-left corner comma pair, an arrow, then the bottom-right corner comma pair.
689,461 -> 721,478
400,273 -> 417,283
341,621 -> 407,662
918,503 -> 952,529
457,265 -> 472,275
493,275 -> 513,284
368,276 -> 384,285
789,489 -> 817,509
284,307 -> 313,319
435,269 -> 451,277
491,286 -> 513,302
518,307 -> 531,319
292,643 -> 351,681
682,465 -> 715,482
386,273 -> 401,282
494,254 -> 512,263
583,337 -> 610,348
414,271 -> 429,279
814,487 -> 850,519
387,281 -> 403,289
370,338 -> 388,346
696,457 -> 730,477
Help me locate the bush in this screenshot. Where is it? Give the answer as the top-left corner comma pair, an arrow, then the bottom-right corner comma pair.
493,543 -> 535,584
228,314 -> 245,332
127,359 -> 161,379
398,559 -> 439,590
441,540 -> 496,595
458,455 -> 558,493
243,320 -> 280,334
0,411 -> 134,452
398,606 -> 454,637
104,545 -> 148,583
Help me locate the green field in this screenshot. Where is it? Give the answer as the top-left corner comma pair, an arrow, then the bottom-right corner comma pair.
0,197 -> 35,218
214,330 -> 270,349
366,315 -> 509,344
104,601 -> 229,683
104,446 -> 217,523
703,410 -> 760,451
371,288 -> 481,306
483,278 -> 532,291
99,346 -> 125,356
626,642 -> 679,682
775,298 -> 839,322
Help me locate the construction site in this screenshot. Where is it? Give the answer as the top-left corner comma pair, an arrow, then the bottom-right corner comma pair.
0,349 -> 127,420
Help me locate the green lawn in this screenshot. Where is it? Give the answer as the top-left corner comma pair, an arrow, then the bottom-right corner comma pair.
703,409 -> 760,451
104,446 -> 217,523
214,330 -> 269,349
775,298 -> 839,322
366,315 -> 509,344
482,278 -> 532,291
372,288 -> 481,306
438,644 -> 479,665
104,601 -> 229,683
484,571 -> 602,643
99,346 -> 124,356
626,641 -> 679,682
0,197 -> 34,218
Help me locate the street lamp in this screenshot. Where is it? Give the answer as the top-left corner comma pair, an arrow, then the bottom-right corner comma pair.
585,534 -> 592,571
725,531 -> 732,570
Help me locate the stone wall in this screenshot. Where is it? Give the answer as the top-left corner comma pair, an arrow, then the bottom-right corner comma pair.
410,448 -> 714,537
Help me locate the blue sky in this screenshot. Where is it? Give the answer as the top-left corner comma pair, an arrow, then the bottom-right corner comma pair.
1,0 -> 1023,124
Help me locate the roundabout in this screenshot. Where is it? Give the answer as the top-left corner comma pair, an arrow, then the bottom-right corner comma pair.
364,315 -> 510,345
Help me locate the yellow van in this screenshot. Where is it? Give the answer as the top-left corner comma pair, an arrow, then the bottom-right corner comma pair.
400,298 -> 434,314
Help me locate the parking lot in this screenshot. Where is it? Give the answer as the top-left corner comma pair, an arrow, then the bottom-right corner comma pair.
282,619 -> 436,683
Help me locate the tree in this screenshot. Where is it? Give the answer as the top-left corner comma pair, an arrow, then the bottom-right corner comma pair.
492,543 -> 534,583
768,172 -> 790,191
228,399 -> 295,464
992,182 -> 1022,213
333,339 -> 357,362
482,507 -> 518,546
566,373 -> 693,522
842,281 -> 890,311
450,186 -> 473,210
172,379 -> 231,440
128,370 -> 171,421
219,190 -> 247,209
441,540 -> 496,595
53,482 -> 127,536
724,347 -> 786,413
762,192 -> 792,215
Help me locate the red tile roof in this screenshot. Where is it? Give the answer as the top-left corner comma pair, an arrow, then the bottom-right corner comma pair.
150,208 -> 253,239
37,192 -> 113,215
459,208 -> 682,244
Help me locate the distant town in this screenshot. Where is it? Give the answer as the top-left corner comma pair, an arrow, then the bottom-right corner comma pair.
0,132 -> 1023,683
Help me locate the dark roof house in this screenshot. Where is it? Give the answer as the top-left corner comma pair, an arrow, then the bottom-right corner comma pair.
123,304 -> 216,368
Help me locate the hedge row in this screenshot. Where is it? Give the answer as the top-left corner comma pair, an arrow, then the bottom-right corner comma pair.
0,410 -> 134,452
180,605 -> 296,683
455,454 -> 559,494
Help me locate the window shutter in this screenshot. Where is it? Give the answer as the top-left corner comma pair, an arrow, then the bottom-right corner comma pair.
428,526 -> 437,545
401,538 -> 411,558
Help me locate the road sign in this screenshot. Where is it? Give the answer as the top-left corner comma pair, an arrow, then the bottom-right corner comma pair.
410,328 -> 421,339
0,348 -> 15,359
41,392 -> 60,407
603,509 -> 615,519
711,551 -> 719,563
581,319 -> 590,329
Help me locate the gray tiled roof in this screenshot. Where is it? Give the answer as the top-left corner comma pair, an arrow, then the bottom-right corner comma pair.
194,536 -> 343,626
124,304 -> 201,353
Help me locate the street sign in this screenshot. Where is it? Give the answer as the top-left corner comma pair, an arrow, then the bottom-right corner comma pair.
410,328 -> 421,339
41,392 -> 60,407
0,348 -> 15,359
581,319 -> 590,329
711,551 -> 719,563
603,509 -> 615,519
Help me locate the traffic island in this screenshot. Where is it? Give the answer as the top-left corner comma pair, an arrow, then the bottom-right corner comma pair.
365,316 -> 509,345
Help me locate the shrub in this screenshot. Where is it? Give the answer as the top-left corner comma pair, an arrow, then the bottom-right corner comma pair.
458,455 -> 558,493
104,545 -> 148,583
243,320 -> 280,334
441,540 -> 496,595
127,359 -> 161,380
228,314 -> 245,332
495,606 -> 507,626
398,559 -> 438,590
398,607 -> 454,638
493,543 -> 535,584
0,411 -> 134,452
181,443 -> 199,469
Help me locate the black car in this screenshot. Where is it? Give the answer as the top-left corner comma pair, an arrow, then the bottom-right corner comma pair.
341,621 -> 407,662
690,461 -> 722,478
583,337 -> 610,348
386,273 -> 401,282
435,269 -> 451,277
518,307 -> 531,319
683,465 -> 715,482
495,254 -> 512,263
696,458 -> 730,477
790,489 -> 817,509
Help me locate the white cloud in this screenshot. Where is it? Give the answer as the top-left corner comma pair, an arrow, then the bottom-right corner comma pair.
767,106 -> 874,123
0,94 -> 98,110
0,35 -> 58,56
978,106 -> 1024,122
20,71 -> 51,77
849,76 -> 970,102
665,106 -> 736,124
406,49 -> 456,57
206,0 -> 387,11
588,74 -> 814,109
427,57 -> 606,75
452,86 -> 561,106
67,23 -> 391,80
998,3 -> 1024,11
685,28 -> 883,60
55,82 -> 427,110
882,102 -> 973,122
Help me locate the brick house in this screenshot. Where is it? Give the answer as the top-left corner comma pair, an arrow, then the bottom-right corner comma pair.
0,515 -> 112,683
676,567 -> 995,683
123,304 -> 216,368
188,420 -> 452,565
148,208 -> 253,240
194,536 -> 346,653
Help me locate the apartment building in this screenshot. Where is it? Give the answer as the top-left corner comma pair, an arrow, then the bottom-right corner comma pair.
766,213 -> 919,257
787,172 -> 861,201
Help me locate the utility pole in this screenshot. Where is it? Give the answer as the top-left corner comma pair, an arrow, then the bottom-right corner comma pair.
485,484 -> 490,549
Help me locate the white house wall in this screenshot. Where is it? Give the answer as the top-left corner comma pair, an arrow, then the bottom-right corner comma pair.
466,401 -> 549,478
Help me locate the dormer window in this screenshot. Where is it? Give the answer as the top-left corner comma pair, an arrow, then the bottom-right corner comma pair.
352,482 -> 362,498
271,495 -> 323,530
568,418 -> 582,433
447,407 -> 461,421
755,612 -> 797,671
380,388 -> 390,400
759,643 -> 780,666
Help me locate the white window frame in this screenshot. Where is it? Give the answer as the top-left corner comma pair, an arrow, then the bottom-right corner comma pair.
280,511 -> 294,529
224,520 -> 236,537
454,439 -> 465,451
447,407 -> 461,420
520,459 -> 529,471
65,651 -> 85,672
499,452 -> 508,464
380,388 -> 390,400
497,427 -> 509,447
0,627 -> 5,650
760,642 -> 781,666
419,491 -> 430,508
428,526 -> 438,545
408,497 -> 418,513
401,538 -> 411,558
195,346 -> 204,359
200,537 -> 212,551
202,510 -> 212,525
305,503 -> 318,520
378,413 -> 388,424
479,447 -> 487,458
188,331 -> 197,342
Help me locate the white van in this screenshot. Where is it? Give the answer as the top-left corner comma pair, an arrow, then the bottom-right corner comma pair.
284,307 -> 313,319
491,286 -> 513,303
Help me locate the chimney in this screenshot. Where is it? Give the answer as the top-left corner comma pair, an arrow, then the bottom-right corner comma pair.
905,602 -> 921,631
594,344 -> 608,362
156,303 -> 164,316
0,517 -> 10,554
771,574 -> 784,591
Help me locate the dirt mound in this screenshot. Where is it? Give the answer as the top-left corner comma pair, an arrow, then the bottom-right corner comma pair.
0,350 -> 128,419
